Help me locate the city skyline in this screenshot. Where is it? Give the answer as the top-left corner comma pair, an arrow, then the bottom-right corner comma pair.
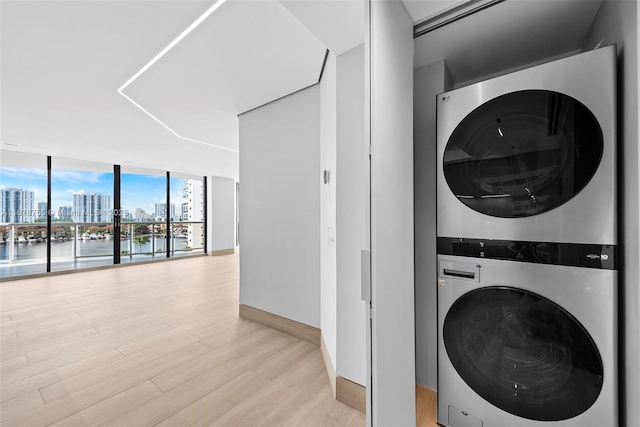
0,168 -> 200,222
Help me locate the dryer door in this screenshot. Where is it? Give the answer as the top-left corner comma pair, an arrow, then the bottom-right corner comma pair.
443,286 -> 603,421
443,90 -> 603,218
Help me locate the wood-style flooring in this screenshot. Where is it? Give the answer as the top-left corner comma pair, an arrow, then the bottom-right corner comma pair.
0,253 -> 365,426
416,385 -> 438,427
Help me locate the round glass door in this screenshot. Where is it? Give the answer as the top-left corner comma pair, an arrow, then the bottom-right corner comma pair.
443,90 -> 603,217
443,287 -> 603,421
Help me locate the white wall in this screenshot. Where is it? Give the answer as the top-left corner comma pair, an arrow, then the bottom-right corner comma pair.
238,85 -> 321,328
413,60 -> 452,391
583,2 -> 639,425
320,52 -> 338,371
208,176 -> 236,252
336,44 -> 367,386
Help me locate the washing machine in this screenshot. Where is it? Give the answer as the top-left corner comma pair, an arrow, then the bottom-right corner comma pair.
436,45 -> 616,245
436,251 -> 617,427
435,45 -> 618,426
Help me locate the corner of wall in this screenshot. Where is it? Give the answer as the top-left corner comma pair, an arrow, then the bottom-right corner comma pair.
444,60 -> 453,91
321,333 -> 337,398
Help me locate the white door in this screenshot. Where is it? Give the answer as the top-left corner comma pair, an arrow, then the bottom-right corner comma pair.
364,0 -> 415,425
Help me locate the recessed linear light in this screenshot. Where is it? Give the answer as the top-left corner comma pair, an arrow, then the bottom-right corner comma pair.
117,0 -> 238,154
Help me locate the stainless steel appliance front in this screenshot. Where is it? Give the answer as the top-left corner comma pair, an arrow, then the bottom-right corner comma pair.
436,45 -> 616,245
437,254 -> 617,427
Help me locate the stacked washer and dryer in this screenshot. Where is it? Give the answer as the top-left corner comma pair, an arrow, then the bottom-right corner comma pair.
436,45 -> 618,427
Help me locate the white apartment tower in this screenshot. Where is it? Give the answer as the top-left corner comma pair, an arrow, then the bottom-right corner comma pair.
181,202 -> 188,222
154,203 -> 176,222
1,187 -> 35,223
58,206 -> 73,221
134,208 -> 151,222
37,202 -> 48,220
73,193 -> 112,222
185,179 -> 204,249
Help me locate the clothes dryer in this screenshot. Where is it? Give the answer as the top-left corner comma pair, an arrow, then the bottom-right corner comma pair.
436,249 -> 617,427
436,45 -> 616,245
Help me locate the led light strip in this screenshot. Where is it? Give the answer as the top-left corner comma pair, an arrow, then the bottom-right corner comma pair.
117,0 -> 238,153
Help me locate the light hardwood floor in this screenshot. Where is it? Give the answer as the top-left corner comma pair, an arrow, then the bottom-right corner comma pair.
416,385 -> 438,427
0,253 -> 365,426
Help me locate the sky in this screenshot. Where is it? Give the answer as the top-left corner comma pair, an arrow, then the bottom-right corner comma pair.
0,167 -> 194,217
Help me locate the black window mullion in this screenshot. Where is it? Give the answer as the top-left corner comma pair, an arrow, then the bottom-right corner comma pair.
166,171 -> 170,258
113,165 -> 121,264
203,176 -> 207,254
46,156 -> 52,273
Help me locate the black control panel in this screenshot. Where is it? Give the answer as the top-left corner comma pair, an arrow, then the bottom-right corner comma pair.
437,237 -> 617,270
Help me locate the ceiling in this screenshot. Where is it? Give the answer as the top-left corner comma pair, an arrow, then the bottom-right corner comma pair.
123,0 -> 329,152
414,0 -> 604,86
0,0 -> 364,180
2,2 -> 223,176
1,0 -> 605,180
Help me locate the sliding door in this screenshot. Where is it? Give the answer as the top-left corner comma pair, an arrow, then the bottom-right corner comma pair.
365,0 -> 416,424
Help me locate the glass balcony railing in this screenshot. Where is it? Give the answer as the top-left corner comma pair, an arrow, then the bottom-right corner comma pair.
1,220 -> 205,276
119,221 -> 204,260
1,222 -> 115,264
170,222 -> 204,257
0,223 -> 48,264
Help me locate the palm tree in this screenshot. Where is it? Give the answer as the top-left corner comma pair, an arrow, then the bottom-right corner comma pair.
133,224 -> 150,253
133,234 -> 149,253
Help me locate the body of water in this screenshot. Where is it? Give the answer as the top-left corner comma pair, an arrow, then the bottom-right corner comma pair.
0,237 -> 192,262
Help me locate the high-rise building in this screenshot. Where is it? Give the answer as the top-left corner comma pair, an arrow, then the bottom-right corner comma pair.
121,211 -> 133,221
73,195 -> 86,222
37,202 -> 48,221
1,187 -> 35,223
58,206 -> 73,221
73,193 -> 111,223
185,179 -> 204,249
134,208 -> 151,222
154,203 -> 164,221
154,203 -> 176,222
181,203 -> 188,221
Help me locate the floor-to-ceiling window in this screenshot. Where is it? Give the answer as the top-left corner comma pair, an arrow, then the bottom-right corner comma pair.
0,151 -> 48,277
0,150 -> 206,279
50,156 -> 114,272
170,174 -> 205,257
121,167 -> 169,262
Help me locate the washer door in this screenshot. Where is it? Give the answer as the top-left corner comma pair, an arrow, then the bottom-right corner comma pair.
443,90 -> 603,218
443,287 -> 603,421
